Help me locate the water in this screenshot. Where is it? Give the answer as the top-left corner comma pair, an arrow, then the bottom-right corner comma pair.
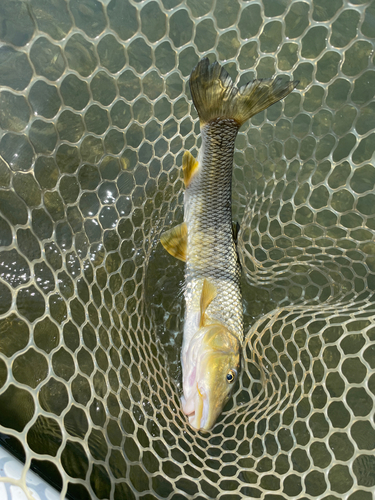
0,0 -> 375,498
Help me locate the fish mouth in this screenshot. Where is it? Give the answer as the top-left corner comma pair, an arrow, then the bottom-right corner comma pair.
186,386 -> 210,431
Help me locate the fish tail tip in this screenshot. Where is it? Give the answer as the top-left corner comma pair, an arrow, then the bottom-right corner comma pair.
190,58 -> 298,127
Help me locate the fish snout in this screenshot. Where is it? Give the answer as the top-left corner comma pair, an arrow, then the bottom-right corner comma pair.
182,385 -> 209,431
197,383 -> 205,399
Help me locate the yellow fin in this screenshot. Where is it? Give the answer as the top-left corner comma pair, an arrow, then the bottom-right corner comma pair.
160,223 -> 187,262
199,279 -> 217,327
183,151 -> 199,187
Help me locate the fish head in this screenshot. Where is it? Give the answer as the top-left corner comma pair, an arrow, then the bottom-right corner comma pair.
182,324 -> 240,431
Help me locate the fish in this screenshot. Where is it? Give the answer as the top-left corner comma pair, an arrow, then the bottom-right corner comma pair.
161,58 -> 297,431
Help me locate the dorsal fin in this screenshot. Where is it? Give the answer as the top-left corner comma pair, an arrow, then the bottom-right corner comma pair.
199,279 -> 217,327
160,223 -> 187,262
232,221 -> 240,243
183,151 -> 199,187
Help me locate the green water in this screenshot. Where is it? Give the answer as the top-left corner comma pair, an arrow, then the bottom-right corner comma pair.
0,0 -> 375,499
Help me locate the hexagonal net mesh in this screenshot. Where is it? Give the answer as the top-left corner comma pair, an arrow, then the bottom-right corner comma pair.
0,0 -> 374,498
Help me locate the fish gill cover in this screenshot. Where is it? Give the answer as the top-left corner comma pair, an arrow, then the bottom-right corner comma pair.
0,0 -> 374,499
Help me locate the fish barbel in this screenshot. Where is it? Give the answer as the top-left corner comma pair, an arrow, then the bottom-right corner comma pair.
161,58 -> 297,430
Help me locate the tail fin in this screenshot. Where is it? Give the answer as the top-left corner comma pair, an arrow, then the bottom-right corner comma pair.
189,58 -> 298,127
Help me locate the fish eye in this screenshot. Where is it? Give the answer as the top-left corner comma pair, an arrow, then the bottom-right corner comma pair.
226,369 -> 236,383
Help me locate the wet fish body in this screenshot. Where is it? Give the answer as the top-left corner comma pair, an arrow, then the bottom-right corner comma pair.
161,58 -> 297,430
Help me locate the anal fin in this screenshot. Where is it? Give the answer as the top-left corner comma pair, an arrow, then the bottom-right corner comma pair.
199,279 -> 217,327
160,223 -> 187,262
183,151 -> 199,187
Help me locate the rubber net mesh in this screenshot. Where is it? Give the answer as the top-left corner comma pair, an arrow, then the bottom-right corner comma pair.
0,0 -> 374,498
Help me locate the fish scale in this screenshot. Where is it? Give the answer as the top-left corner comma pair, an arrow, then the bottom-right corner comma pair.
184,118 -> 243,341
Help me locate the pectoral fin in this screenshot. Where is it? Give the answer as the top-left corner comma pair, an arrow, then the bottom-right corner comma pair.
160,223 -> 187,262
199,279 -> 217,327
183,151 -> 199,187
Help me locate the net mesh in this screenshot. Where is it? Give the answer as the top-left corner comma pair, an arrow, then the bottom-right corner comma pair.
0,0 -> 374,498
